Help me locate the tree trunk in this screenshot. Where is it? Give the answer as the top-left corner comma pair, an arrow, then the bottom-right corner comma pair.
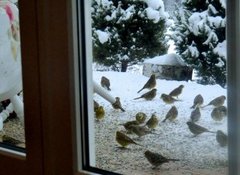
121,61 -> 128,72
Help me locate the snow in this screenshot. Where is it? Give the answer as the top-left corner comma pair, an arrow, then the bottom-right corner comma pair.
145,0 -> 168,23
95,30 -> 109,44
144,53 -> 186,66
214,40 -> 226,59
93,70 -> 227,173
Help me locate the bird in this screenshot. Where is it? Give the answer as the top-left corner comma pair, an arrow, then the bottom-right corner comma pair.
134,89 -> 157,101
128,125 -> 153,137
190,94 -> 204,109
137,74 -> 156,93
2,135 -> 23,146
112,97 -> 125,112
169,85 -> 184,98
101,76 -> 111,91
186,121 -> 215,136
203,95 -> 226,108
211,106 -> 227,121
190,106 -> 201,123
120,120 -> 140,132
144,150 -> 179,168
162,106 -> 178,122
216,130 -> 228,147
95,106 -> 105,121
135,112 -> 147,124
145,113 -> 159,129
160,93 -> 180,104
115,131 -> 142,148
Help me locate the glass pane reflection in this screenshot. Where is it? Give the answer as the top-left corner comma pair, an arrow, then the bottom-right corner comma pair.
0,0 -> 25,150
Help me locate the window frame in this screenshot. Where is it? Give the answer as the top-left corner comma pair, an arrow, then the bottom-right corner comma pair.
0,0 -> 239,175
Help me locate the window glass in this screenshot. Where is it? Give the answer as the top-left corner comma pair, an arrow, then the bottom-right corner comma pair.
0,0 -> 25,150
81,0 -> 228,174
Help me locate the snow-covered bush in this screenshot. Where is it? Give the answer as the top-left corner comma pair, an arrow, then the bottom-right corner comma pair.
92,0 -> 169,72
171,0 -> 226,87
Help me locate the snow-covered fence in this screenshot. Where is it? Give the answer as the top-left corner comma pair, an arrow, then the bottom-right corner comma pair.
143,53 -> 192,81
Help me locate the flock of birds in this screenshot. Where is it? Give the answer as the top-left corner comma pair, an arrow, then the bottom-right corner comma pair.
94,74 -> 228,169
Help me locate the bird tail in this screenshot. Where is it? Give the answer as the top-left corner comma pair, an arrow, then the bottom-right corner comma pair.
133,97 -> 141,100
168,158 -> 180,162
137,88 -> 144,93
162,118 -> 167,122
190,105 -> 195,109
120,107 -> 125,112
208,130 -> 216,133
202,104 -> 209,108
107,87 -> 111,91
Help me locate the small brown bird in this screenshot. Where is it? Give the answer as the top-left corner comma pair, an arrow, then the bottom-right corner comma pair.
169,85 -> 184,98
134,89 -> 157,101
145,113 -> 159,129
112,97 -> 125,112
144,150 -> 179,168
2,135 -> 23,146
211,106 -> 227,121
101,76 -> 111,91
135,112 -> 147,124
162,106 -> 178,122
116,131 -> 142,148
190,94 -> 204,109
160,93 -> 180,104
128,125 -> 153,137
120,120 -> 140,132
95,106 -> 105,121
203,95 -> 226,108
190,106 -> 201,123
216,130 -> 228,147
137,74 -> 156,93
186,121 -> 215,136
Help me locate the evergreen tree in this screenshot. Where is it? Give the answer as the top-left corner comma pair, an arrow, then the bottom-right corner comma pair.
92,0 -> 169,72
171,0 -> 226,87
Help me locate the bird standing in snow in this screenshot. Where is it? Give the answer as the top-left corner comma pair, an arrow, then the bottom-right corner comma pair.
190,106 -> 201,123
144,150 -> 179,168
186,121 -> 215,136
101,76 -> 111,91
216,130 -> 228,147
112,97 -> 125,112
211,106 -> 227,121
128,125 -> 153,138
116,131 -> 142,148
137,74 -> 156,93
95,106 -> 105,121
145,113 -> 159,129
169,85 -> 184,99
160,93 -> 181,104
190,94 -> 204,109
203,95 -> 226,108
162,105 -> 178,122
135,112 -> 147,124
134,89 -> 157,101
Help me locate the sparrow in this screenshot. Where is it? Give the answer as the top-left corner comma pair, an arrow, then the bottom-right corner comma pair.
120,120 -> 140,132
190,94 -> 204,109
95,106 -> 105,121
112,97 -> 125,112
169,85 -> 184,98
144,150 -> 179,168
134,89 -> 157,101
135,112 -> 147,124
186,121 -> 215,136
160,93 -> 180,104
116,131 -> 142,148
2,135 -> 23,146
101,76 -> 111,91
211,106 -> 227,121
128,125 -> 153,137
203,95 -> 226,108
216,130 -> 228,147
145,113 -> 159,129
162,106 -> 178,122
190,106 -> 201,123
137,74 -> 156,93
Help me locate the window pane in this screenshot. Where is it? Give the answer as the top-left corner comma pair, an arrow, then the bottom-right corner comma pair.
0,0 -> 25,151
80,0 -> 228,174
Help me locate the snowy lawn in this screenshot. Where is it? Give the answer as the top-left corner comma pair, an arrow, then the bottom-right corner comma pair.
93,71 -> 227,175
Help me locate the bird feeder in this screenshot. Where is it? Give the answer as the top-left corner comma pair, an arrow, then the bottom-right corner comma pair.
0,1 -> 23,130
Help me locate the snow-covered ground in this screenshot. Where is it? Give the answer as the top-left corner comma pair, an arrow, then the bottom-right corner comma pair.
93,71 -> 227,174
